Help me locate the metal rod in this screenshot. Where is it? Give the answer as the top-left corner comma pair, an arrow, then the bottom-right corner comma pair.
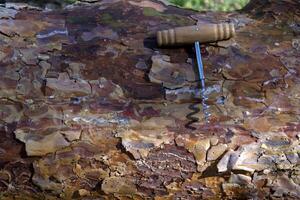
195,41 -> 210,123
195,41 -> 205,90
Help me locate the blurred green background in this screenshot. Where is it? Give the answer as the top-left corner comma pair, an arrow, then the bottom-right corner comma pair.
168,0 -> 250,11
8,0 -> 249,11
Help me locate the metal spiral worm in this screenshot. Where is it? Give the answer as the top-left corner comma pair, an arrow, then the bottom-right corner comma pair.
185,42 -> 211,129
185,98 -> 201,130
201,91 -> 211,123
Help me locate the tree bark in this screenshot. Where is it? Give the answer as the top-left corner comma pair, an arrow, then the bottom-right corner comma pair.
0,0 -> 300,199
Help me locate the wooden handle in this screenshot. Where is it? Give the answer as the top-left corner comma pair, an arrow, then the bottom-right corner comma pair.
157,23 -> 235,47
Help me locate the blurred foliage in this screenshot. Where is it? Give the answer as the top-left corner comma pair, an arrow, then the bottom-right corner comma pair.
169,0 -> 250,11
8,0 -> 77,7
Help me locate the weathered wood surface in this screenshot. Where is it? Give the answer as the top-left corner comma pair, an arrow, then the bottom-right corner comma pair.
0,0 -> 300,199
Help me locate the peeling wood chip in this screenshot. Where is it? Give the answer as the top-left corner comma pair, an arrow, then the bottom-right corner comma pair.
101,176 -> 137,195
16,132 -> 70,156
116,129 -> 174,159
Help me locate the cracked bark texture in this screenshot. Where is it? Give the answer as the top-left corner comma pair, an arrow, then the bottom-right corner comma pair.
0,0 -> 300,199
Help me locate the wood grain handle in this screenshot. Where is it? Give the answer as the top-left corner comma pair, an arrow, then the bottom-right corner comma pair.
157,23 -> 235,47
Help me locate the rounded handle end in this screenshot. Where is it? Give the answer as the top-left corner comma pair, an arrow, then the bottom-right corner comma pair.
157,29 -> 176,47
217,23 -> 236,40
230,23 -> 236,37
157,31 -> 163,47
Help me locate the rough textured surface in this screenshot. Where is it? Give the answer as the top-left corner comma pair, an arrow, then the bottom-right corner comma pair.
0,0 -> 300,199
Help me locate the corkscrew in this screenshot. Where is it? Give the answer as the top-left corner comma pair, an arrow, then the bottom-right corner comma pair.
157,23 -> 235,127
